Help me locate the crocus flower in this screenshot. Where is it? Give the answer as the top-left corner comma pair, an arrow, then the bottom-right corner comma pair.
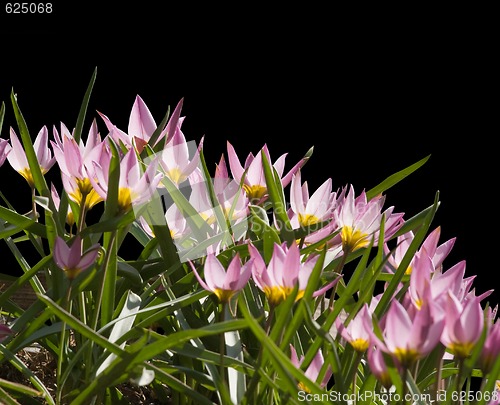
290,345 -> 332,392
369,298 -> 445,369
53,235 -> 100,280
333,185 -> 404,253
384,226 -> 456,275
408,251 -> 466,310
335,304 -> 372,352
7,126 -> 55,187
0,137 -> 10,167
481,321 -> 500,374
98,96 -> 184,153
189,252 -> 253,303
51,120 -> 106,210
367,344 -> 392,390
139,202 -> 187,241
440,292 -> 484,360
227,142 -> 307,205
91,146 -> 163,213
158,119 -> 204,187
213,154 -> 250,224
248,241 -> 340,307
289,169 -> 337,229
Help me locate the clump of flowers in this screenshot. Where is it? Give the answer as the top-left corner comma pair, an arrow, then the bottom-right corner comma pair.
0,70 -> 499,405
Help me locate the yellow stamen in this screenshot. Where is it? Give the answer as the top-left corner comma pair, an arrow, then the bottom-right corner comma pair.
19,168 -> 34,187
68,178 -> 103,209
165,167 -> 187,185
449,341 -> 475,359
64,267 -> 81,281
117,187 -> 136,212
263,286 -> 287,307
393,347 -> 420,367
298,213 -> 320,227
350,338 -> 370,352
242,184 -> 267,203
298,381 -> 311,393
213,289 -> 235,303
341,226 -> 370,251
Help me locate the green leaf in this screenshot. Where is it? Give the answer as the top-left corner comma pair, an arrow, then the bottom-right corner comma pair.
0,206 -> 47,239
0,101 -> 5,134
238,299 -> 331,403
261,151 -> 294,244
366,154 -> 431,201
96,291 -> 142,376
73,67 -> 97,144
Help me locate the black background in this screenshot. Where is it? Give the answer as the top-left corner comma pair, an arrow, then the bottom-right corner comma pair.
1,5 -> 498,306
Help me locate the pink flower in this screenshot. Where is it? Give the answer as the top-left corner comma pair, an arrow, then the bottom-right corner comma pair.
53,235 -> 100,280
367,344 -> 392,389
51,120 -> 106,210
158,118 -> 204,187
6,126 -> 55,187
384,226 -> 456,275
335,304 -> 372,352
0,137 -> 10,167
289,169 -> 338,229
248,241 -> 340,307
189,253 -> 252,303
370,298 -> 445,368
226,142 -> 307,205
290,345 -> 332,391
481,321 -> 500,374
334,186 -> 404,252
91,147 -> 163,213
441,292 -> 484,360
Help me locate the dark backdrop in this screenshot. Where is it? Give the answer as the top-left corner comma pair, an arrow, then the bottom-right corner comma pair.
1,8 -> 497,307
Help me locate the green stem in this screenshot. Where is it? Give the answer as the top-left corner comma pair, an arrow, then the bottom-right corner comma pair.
455,358 -> 464,404
401,367 -> 408,405
90,230 -> 117,331
77,193 -> 87,235
329,249 -> 349,310
244,304 -> 276,403
219,302 -> 226,386
352,351 -> 363,405
56,282 -> 73,405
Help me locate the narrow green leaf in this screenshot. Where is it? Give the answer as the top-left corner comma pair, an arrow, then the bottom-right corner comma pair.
0,101 -> 5,134
73,67 -> 97,144
101,137 -> 121,220
0,386 -> 22,405
0,206 -> 47,238
366,154 -> 431,201
37,293 -> 126,356
96,291 -> 142,376
0,377 -> 42,397
261,151 -> 294,244
238,299 -> 331,402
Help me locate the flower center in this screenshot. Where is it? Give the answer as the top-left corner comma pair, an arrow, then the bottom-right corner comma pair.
341,226 -> 370,251
298,213 -> 320,227
242,184 -> 267,203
